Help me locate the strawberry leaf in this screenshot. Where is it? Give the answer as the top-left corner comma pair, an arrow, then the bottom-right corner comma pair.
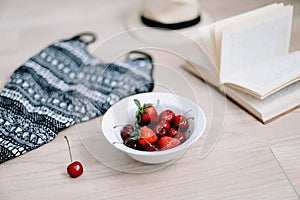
129,130 -> 141,140
143,103 -> 152,108
134,99 -> 141,108
136,111 -> 141,124
134,99 -> 153,126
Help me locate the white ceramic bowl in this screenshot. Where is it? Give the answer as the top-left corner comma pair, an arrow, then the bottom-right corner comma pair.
101,92 -> 206,164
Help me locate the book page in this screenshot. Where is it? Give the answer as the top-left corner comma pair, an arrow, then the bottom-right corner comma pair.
213,3 -> 283,69
219,5 -> 293,84
225,51 -> 300,99
193,24 -> 218,67
184,24 -> 220,86
186,4 -> 283,83
223,79 -> 300,123
182,60 -> 220,87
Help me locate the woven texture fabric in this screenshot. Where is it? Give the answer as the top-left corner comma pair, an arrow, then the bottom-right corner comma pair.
0,37 -> 154,163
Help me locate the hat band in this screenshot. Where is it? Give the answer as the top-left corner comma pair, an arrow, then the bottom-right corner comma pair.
141,15 -> 201,30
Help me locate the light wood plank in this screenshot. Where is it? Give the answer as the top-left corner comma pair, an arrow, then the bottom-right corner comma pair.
0,0 -> 300,199
272,141 -> 300,197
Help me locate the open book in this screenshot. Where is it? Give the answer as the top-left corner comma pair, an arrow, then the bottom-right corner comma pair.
184,3 -> 300,123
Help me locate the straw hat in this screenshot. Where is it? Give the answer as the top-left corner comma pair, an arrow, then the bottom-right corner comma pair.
126,0 -> 212,44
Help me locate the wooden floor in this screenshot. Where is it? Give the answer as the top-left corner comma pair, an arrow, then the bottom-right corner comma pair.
0,0 -> 299,199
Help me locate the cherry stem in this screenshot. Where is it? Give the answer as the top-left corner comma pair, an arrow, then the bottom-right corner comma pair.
112,141 -> 122,145
113,125 -> 125,129
187,130 -> 192,138
141,136 -> 153,147
187,116 -> 194,121
184,109 -> 193,116
155,99 -> 160,108
64,136 -> 73,163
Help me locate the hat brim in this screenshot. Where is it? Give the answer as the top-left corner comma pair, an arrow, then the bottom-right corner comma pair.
125,6 -> 213,45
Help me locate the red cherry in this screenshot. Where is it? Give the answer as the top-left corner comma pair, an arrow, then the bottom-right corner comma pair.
173,115 -> 189,130
121,124 -> 134,139
161,120 -> 171,131
153,120 -> 171,137
168,127 -> 179,137
124,137 -> 140,150
64,136 -> 83,178
158,110 -> 175,123
174,132 -> 186,144
67,161 -> 83,178
145,144 -> 159,151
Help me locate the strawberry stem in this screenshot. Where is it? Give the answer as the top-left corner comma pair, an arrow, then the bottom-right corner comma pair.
64,136 -> 73,163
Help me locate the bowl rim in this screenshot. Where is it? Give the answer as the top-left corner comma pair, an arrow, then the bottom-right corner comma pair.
101,92 -> 206,156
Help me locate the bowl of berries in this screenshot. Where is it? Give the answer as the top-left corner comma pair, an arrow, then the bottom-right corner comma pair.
101,92 -> 206,164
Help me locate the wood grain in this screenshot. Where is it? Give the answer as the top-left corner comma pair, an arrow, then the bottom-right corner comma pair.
272,142 -> 300,198
0,0 -> 300,199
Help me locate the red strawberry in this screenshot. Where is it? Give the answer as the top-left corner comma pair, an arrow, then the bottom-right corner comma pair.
137,126 -> 158,147
158,136 -> 180,150
134,99 -> 158,126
